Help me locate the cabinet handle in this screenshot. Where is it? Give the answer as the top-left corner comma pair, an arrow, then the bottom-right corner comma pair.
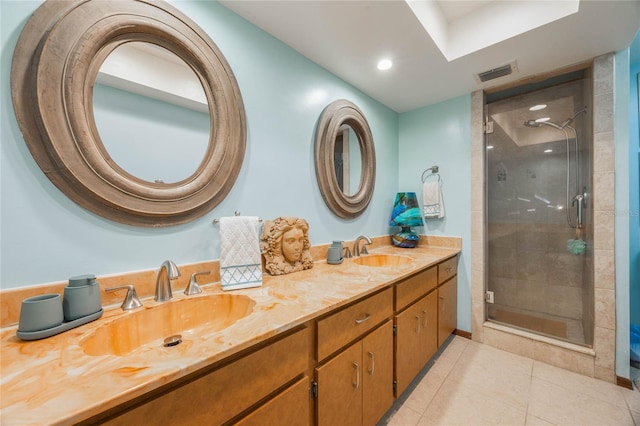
446,267 -> 453,273
368,351 -> 375,375
355,313 -> 371,324
422,310 -> 428,328
440,297 -> 445,311
353,362 -> 360,389
415,315 -> 421,333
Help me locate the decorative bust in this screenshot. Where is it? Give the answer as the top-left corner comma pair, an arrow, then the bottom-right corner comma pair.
260,216 -> 314,275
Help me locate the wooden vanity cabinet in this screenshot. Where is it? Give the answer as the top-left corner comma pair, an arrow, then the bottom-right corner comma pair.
97,326 -> 311,426
315,289 -> 394,426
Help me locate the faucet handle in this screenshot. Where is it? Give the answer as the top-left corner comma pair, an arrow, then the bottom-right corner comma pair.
184,271 -> 210,296
362,244 -> 370,255
105,285 -> 143,311
344,246 -> 352,259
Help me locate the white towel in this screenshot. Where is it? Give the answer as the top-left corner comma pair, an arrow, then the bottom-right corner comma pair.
219,216 -> 262,290
422,181 -> 445,218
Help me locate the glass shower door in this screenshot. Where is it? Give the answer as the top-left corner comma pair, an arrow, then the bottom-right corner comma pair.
485,78 -> 592,346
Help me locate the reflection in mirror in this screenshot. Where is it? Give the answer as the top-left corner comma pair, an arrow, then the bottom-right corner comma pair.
94,42 -> 210,184
333,125 -> 362,196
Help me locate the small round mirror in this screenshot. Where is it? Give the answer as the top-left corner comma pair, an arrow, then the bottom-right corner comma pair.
314,99 -> 375,218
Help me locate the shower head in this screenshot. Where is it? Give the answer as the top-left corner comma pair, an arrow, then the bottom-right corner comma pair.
524,120 -> 563,130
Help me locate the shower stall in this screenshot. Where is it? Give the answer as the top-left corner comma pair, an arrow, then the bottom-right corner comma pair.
485,71 -> 594,347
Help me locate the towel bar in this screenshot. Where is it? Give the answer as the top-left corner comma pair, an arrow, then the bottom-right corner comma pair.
213,211 -> 262,224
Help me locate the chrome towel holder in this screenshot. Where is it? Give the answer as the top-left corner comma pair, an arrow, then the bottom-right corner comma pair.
421,165 -> 441,182
213,211 -> 262,224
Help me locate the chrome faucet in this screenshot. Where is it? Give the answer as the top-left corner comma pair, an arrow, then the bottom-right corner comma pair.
155,260 -> 181,302
353,235 -> 372,257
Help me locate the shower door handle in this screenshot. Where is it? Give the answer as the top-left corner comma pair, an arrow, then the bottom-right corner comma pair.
572,194 -> 584,229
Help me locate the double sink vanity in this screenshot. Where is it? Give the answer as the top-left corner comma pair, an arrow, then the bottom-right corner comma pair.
0,240 -> 459,425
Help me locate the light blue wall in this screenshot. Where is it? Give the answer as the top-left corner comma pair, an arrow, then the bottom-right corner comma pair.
398,96 -> 472,333
630,58 -> 640,326
0,0 -> 398,289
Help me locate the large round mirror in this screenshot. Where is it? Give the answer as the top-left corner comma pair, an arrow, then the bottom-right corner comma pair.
93,42 -> 210,184
11,0 -> 246,227
315,100 -> 376,218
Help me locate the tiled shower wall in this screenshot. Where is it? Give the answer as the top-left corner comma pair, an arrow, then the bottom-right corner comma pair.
471,53 -> 617,383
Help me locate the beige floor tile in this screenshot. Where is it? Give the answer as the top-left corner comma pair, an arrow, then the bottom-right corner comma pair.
458,339 -> 534,377
528,377 -> 634,425
416,376 -> 527,425
532,361 -> 627,408
620,387 -> 640,413
631,410 -> 640,425
525,414 -> 556,425
402,367 -> 448,414
385,404 -> 422,426
446,359 -> 532,410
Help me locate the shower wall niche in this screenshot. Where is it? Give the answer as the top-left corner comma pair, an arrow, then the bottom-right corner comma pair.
485,74 -> 593,347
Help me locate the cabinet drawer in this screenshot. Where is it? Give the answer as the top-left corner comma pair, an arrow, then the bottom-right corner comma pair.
317,288 -> 392,362
438,256 -> 458,284
104,326 -> 309,426
395,266 -> 437,311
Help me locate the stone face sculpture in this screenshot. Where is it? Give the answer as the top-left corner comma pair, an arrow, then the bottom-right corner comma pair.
260,217 -> 314,275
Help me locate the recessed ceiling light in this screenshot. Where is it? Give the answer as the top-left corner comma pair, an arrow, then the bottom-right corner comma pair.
529,104 -> 547,111
377,59 -> 393,71
535,117 -> 550,123
544,149 -> 553,153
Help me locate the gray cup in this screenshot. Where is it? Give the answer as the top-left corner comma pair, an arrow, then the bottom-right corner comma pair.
18,294 -> 64,332
63,281 -> 102,321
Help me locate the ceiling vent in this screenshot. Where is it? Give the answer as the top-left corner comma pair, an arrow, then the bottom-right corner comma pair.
475,61 -> 518,83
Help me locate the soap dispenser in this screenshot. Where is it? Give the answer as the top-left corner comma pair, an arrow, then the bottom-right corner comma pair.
327,241 -> 344,265
62,274 -> 102,321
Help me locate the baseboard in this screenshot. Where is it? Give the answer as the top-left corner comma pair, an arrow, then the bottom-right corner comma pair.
617,376 -> 633,390
454,329 -> 472,339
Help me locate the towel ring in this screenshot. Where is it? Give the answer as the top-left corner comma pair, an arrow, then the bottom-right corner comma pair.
421,165 -> 441,183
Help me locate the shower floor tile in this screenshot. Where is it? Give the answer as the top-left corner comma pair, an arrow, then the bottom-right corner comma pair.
380,336 -> 640,426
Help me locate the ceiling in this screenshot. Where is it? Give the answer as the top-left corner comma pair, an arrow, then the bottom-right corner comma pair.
220,0 -> 640,113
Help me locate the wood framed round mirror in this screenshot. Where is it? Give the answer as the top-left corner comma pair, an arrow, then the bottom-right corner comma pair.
11,0 -> 246,227
314,99 -> 376,219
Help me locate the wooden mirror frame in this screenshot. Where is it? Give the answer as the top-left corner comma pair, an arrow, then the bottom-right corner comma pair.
11,0 -> 246,227
314,99 -> 376,219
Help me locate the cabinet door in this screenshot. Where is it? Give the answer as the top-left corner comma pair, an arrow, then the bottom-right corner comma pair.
394,299 -> 424,396
236,376 -> 310,426
316,342 -> 362,426
362,321 -> 393,426
419,290 -> 438,367
394,291 -> 438,397
438,276 -> 457,347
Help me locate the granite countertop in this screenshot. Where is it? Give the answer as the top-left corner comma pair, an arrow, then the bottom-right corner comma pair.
0,245 -> 459,425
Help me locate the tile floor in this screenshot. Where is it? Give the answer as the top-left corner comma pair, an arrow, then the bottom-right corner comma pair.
380,336 -> 640,425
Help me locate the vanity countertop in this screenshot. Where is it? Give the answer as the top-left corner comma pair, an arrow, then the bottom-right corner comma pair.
0,244 -> 459,425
